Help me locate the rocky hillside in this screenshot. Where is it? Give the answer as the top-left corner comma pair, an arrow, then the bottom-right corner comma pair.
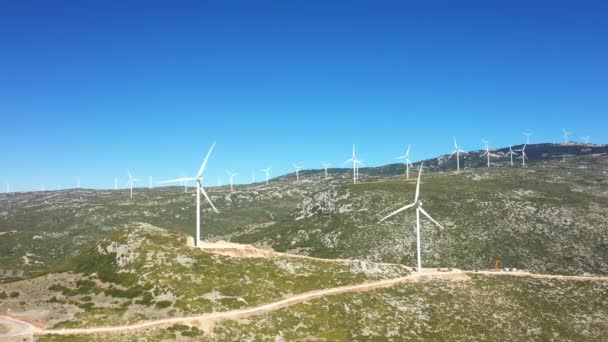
1,143 -> 607,281
0,223 -> 410,329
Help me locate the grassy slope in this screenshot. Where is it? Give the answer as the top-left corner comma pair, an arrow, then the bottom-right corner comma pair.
37,275 -> 608,341
0,224 -> 409,328
211,275 -> 608,341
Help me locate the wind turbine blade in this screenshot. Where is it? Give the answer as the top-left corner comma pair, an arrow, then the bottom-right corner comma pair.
344,158 -> 353,164
419,207 -> 445,229
406,145 -> 411,156
415,162 -> 424,202
160,177 -> 195,184
200,186 -> 219,213
380,202 -> 416,222
197,142 -> 216,179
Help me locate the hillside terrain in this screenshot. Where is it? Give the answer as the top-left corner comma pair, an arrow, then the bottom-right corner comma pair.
1,143 -> 607,280
34,275 -> 608,341
1,143 -> 608,340
0,223 -> 409,331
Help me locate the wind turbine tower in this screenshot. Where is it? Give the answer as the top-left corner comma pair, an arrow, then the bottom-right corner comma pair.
480,140 -> 499,167
396,145 -> 414,180
320,162 -> 331,179
505,145 -> 518,166
345,145 -> 358,184
293,164 -> 303,182
562,129 -> 571,144
226,170 -> 238,191
159,143 -> 219,247
581,136 -> 590,145
516,145 -> 528,166
261,167 -> 271,185
380,163 -> 445,273
127,171 -> 140,198
449,138 -> 466,172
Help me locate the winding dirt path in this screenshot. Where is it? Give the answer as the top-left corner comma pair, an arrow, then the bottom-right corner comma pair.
2,269 -> 608,338
34,269 -> 467,336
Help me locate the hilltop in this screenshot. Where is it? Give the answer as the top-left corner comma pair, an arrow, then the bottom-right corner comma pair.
0,223 -> 410,330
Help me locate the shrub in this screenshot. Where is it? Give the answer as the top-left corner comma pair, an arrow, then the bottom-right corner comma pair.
155,300 -> 172,309
0,291 -> 7,299
9,292 -> 19,298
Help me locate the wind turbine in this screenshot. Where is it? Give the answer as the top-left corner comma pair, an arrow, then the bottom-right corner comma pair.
320,162 -> 331,179
76,177 -> 80,189
515,144 -> 528,166
5,182 -> 9,193
562,129 -> 571,144
293,164 -> 303,182
345,144 -> 358,184
251,170 -> 256,183
449,138 -> 466,171
522,132 -> 533,144
480,140 -> 499,167
581,136 -> 590,145
354,159 -> 364,182
127,171 -> 140,198
504,145 -> 518,166
380,163 -> 445,273
160,143 -> 219,247
114,177 -> 118,190
260,167 -> 271,185
396,145 -> 414,180
149,176 -> 153,189
226,170 -> 238,191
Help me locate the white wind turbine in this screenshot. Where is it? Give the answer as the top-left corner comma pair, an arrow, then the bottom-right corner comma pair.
380,163 -> 445,273
127,171 -> 140,198
320,162 -> 331,179
504,145 -> 518,166
114,177 -> 118,190
5,182 -> 9,193
581,136 -> 590,145
396,145 -> 414,180
226,170 -> 238,191
260,167 -> 271,185
522,131 -> 533,144
354,158 -> 364,182
344,144 -> 358,184
148,176 -> 153,189
160,143 -> 219,247
449,138 -> 466,171
515,144 -> 528,166
251,170 -> 256,183
562,129 -> 571,144
76,177 -> 80,189
480,140 -> 499,168
293,164 -> 303,182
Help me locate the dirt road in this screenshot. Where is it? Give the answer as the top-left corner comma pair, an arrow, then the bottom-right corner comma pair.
33,269 -> 468,336
3,269 -> 608,338
0,315 -> 40,340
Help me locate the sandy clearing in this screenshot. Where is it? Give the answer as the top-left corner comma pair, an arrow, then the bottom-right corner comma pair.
0,315 -> 40,339
197,240 -> 409,268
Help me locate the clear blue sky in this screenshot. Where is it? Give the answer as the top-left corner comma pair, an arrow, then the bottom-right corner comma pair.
1,0 -> 607,191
